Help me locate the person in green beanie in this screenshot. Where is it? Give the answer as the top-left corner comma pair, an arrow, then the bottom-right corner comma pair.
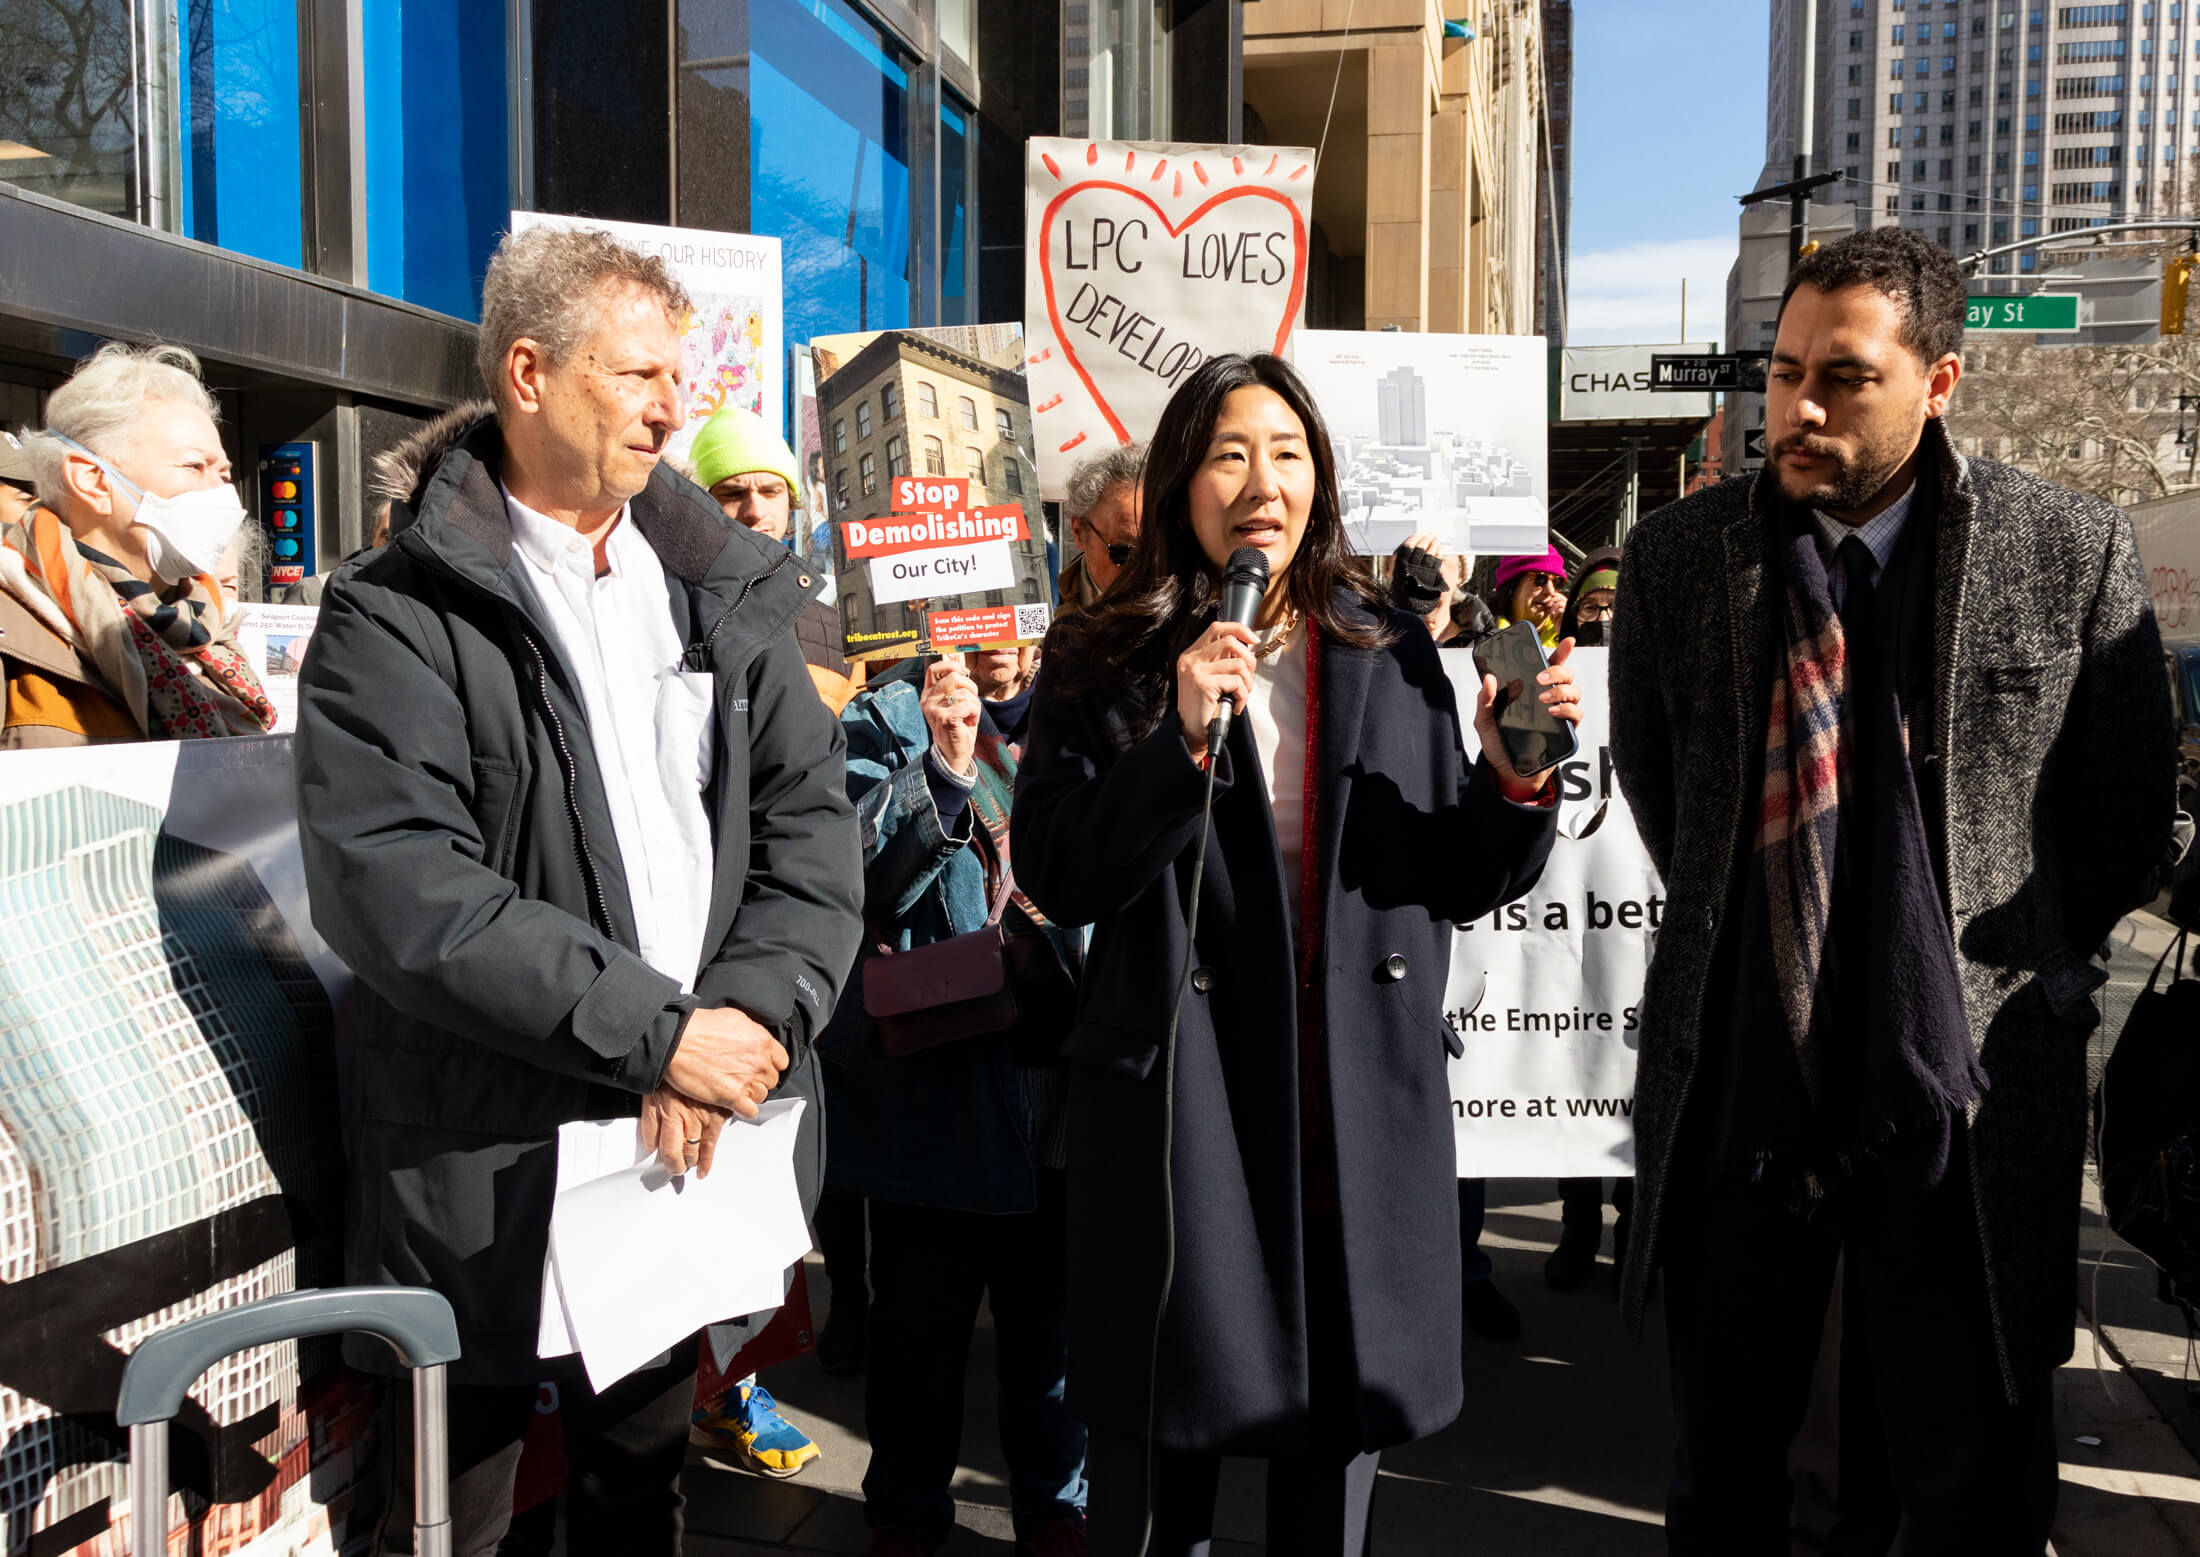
689,406 -> 855,703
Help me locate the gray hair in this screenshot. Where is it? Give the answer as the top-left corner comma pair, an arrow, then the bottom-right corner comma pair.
1064,441 -> 1146,528
477,225 -> 695,411
22,340 -> 220,503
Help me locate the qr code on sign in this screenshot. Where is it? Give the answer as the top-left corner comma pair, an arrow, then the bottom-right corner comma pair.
1015,603 -> 1052,640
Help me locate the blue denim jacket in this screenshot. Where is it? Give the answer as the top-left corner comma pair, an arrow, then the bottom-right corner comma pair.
819,678 -> 1060,1213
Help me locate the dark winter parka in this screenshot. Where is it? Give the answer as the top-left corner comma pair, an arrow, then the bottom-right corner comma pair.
1011,593 -> 1557,1456
293,410 -> 862,1385
1608,417 -> 2175,1396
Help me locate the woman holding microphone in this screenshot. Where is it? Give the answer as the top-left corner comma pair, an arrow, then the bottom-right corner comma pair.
1012,354 -> 1581,1556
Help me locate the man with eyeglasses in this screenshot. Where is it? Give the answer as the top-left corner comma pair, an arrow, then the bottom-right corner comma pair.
1057,442 -> 1145,614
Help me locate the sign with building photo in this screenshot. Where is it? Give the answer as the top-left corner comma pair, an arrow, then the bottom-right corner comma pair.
510,212 -> 783,465
0,736 -> 370,1557
1023,137 -> 1316,499
1558,342 -> 1718,422
1296,329 -> 1548,557
811,327 -> 1053,661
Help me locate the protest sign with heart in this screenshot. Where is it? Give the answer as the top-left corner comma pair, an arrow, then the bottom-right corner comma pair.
1023,138 -> 1314,499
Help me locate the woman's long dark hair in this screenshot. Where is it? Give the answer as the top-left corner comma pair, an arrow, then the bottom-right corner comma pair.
1045,353 -> 1387,726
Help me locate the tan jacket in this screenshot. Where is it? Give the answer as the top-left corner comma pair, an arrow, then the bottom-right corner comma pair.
0,584 -> 135,748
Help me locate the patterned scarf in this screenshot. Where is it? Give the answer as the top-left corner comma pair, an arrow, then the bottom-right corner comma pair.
1,505 -> 274,739
1754,512 -> 1982,1181
1757,524 -> 1850,1097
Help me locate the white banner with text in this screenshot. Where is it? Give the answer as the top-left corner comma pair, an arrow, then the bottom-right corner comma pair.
1442,649 -> 1656,1178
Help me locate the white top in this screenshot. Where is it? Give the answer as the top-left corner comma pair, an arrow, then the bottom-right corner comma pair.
504,489 -> 718,992
1244,622 -> 1311,938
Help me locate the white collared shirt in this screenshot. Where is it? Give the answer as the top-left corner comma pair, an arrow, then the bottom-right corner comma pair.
503,488 -> 717,992
1813,480 -> 1916,609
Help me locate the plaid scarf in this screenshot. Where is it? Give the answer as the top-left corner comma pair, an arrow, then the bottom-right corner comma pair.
1751,510 -> 1982,1183
1,505 -> 274,739
1758,524 -> 1851,1099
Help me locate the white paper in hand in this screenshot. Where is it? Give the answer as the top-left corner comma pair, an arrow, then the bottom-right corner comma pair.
538,1099 -> 811,1391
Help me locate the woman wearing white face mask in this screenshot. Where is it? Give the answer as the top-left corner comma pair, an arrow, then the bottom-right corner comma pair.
3,341 -> 273,747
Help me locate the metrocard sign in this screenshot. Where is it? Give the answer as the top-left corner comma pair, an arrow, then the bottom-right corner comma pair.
1965,294 -> 2079,332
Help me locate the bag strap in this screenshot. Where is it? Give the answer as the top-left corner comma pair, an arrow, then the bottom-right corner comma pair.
966,809 -> 1016,928
2145,927 -> 2191,997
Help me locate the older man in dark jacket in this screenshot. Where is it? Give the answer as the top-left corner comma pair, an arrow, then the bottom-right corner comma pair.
1611,226 -> 2173,1552
295,225 -> 861,1556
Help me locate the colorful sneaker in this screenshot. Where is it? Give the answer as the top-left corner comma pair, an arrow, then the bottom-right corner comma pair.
689,1380 -> 821,1478
1016,1513 -> 1088,1557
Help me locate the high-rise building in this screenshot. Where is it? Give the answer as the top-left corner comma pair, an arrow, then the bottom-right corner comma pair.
1731,0 -> 2183,471
1377,365 -> 1429,447
1539,0 -> 1575,344
1763,0 -> 2189,278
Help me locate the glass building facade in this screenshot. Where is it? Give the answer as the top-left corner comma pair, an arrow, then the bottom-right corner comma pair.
0,0 -> 1233,552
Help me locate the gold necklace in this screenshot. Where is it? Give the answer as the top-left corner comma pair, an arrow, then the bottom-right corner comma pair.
1253,607 -> 1301,659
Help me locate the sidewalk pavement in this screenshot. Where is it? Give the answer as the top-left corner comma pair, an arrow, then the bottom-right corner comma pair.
679,910 -> 2200,1554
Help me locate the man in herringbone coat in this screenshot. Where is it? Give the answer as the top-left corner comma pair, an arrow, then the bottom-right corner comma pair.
1611,227 -> 2175,1551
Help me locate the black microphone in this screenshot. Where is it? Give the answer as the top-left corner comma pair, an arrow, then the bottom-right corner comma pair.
1208,545 -> 1271,745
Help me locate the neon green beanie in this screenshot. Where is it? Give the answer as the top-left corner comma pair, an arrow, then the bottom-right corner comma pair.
690,406 -> 801,503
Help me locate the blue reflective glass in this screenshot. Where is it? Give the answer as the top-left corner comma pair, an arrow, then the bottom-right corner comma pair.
940,98 -> 971,324
175,0 -> 304,267
749,0 -> 913,343
361,0 -> 509,319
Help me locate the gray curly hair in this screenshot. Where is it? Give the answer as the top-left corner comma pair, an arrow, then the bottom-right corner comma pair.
1064,441 -> 1146,530
477,225 -> 695,412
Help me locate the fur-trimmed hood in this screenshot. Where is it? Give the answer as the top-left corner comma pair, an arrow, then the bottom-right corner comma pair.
375,399 -> 497,525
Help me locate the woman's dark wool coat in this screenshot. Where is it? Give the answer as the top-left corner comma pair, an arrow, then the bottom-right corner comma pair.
1011,596 -> 1556,1457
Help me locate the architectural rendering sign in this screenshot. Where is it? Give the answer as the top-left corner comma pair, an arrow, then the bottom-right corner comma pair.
0,737 -> 366,1557
1296,329 -> 1548,557
1023,137 -> 1315,499
1441,652 -> 1654,1178
1557,342 -> 1718,422
511,212 -> 784,465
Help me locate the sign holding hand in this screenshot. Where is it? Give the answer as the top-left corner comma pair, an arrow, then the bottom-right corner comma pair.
1023,137 -> 1315,499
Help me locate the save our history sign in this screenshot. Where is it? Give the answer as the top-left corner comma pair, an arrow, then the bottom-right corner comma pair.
1023,137 -> 1316,498
1441,650 -> 1656,1178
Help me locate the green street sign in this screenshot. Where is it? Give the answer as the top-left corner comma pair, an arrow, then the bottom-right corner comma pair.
1965,294 -> 2080,332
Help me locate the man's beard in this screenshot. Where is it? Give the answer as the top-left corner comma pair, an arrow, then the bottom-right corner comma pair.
1770,429 -> 1912,512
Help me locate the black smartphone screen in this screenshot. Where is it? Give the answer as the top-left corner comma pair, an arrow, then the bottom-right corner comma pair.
1472,620 -> 1580,776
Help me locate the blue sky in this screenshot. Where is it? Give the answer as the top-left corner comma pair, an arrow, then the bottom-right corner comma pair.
1564,0 -> 1772,348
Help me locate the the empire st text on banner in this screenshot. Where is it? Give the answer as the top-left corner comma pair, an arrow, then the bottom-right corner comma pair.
1023,137 -> 1315,499
1440,650 -> 1657,1179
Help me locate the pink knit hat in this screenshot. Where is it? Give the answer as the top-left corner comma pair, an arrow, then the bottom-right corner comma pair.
1492,544 -> 1567,595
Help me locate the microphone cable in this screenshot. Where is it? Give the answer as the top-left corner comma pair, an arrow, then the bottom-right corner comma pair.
1136,716 -> 1226,1557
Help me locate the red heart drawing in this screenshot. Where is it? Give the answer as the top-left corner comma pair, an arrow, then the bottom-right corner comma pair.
1039,180 -> 1309,444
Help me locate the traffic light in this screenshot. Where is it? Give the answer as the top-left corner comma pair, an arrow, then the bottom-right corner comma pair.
2164,255 -> 2197,336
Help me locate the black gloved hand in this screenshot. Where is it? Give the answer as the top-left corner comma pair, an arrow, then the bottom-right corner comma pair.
1389,544 -> 1447,615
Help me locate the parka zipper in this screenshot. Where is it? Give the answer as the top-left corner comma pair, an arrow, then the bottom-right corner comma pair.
516,624 -> 613,938
683,547 -> 794,672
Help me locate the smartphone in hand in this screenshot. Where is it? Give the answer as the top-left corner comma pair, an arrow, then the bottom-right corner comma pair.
1472,620 -> 1579,777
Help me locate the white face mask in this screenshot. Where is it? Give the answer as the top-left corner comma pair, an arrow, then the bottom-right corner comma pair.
52,433 -> 248,584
